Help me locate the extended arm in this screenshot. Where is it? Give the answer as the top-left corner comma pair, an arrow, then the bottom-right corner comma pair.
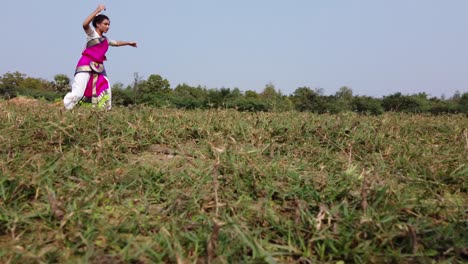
83,5 -> 106,31
111,41 -> 138,47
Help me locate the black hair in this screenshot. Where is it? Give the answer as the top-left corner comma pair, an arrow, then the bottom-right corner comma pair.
92,14 -> 110,28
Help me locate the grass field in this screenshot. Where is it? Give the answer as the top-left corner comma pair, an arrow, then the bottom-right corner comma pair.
0,98 -> 467,263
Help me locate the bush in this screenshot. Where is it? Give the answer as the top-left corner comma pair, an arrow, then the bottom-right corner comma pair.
172,96 -> 205,109
382,93 -> 431,113
16,87 -> 60,101
352,96 -> 384,115
112,88 -> 135,106
429,101 -> 459,115
458,93 -> 468,114
226,98 -> 270,112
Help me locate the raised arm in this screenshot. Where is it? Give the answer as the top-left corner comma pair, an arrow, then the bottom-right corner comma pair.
83,5 -> 106,31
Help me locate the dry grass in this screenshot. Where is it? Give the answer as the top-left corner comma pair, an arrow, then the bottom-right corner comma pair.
0,100 -> 467,263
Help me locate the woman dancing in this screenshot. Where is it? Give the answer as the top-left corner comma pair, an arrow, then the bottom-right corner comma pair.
64,4 -> 137,110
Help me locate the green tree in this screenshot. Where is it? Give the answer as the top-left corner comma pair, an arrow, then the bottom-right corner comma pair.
245,90 -> 259,99
111,82 -> 135,106
18,77 -> 58,101
428,100 -> 459,115
173,84 -> 207,109
0,71 -> 25,98
260,83 -> 292,111
137,74 -> 172,106
224,89 -> 268,111
382,92 -> 430,113
292,87 -> 314,112
458,92 -> 468,114
140,74 -> 171,94
230,88 -> 242,99
0,71 -> 25,88
335,86 -> 353,112
226,97 -> 269,112
352,96 -> 384,115
53,74 -> 71,94
261,82 -> 279,101
207,88 -> 234,107
1,72 -> 59,101
291,87 -> 327,112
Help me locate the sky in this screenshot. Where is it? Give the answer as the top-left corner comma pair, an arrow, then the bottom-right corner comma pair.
1,0 -> 467,98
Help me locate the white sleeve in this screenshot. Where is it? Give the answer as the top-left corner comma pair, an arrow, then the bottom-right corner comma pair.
108,39 -> 118,46
85,28 -> 100,42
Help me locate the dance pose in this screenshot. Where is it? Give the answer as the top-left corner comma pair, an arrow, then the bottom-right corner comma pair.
64,4 -> 137,110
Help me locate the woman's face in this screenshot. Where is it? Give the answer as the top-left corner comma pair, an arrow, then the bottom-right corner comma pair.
96,19 -> 110,33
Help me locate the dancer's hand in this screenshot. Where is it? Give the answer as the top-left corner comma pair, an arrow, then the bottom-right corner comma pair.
97,4 -> 106,12
84,4 -> 107,30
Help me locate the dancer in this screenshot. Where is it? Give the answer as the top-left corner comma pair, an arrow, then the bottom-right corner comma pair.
64,4 -> 137,110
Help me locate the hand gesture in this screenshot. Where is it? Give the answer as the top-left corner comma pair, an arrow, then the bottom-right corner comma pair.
129,42 -> 138,48
96,4 -> 106,12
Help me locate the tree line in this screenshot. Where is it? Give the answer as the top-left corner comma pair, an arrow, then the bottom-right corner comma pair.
1,71 -> 467,115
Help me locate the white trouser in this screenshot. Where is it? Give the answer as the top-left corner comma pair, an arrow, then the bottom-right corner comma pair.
63,72 -> 90,110
63,73 -> 111,110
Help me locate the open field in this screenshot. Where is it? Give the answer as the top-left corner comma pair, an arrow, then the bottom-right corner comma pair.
0,99 -> 467,263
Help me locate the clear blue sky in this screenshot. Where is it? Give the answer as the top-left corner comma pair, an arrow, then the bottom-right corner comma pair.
1,0 -> 467,97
